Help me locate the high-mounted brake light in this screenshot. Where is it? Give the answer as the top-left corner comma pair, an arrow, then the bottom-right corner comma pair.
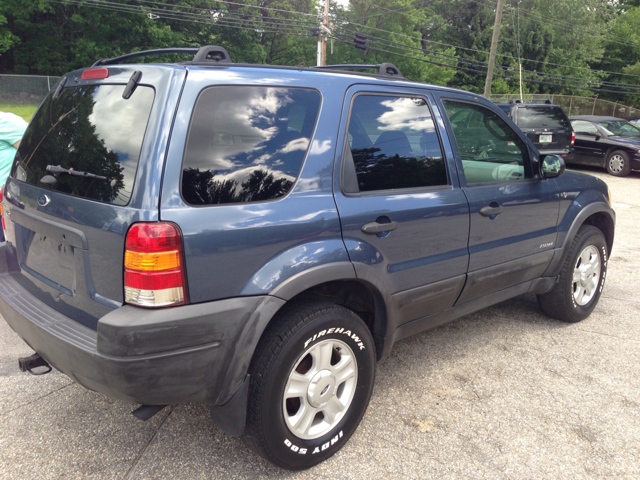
124,222 -> 187,307
81,68 -> 109,80
571,130 -> 575,146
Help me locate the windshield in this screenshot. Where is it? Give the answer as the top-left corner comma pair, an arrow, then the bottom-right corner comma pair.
12,84 -> 155,205
595,120 -> 640,137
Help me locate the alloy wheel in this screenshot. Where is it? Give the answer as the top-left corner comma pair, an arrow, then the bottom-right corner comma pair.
572,245 -> 601,306
283,339 -> 358,440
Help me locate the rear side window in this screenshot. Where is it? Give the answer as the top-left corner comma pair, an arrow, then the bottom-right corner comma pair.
181,86 -> 321,206
516,106 -> 569,129
343,94 -> 447,193
12,85 -> 154,206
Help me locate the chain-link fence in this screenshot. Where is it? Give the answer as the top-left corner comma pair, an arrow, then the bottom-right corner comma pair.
489,93 -> 640,118
0,74 -> 60,104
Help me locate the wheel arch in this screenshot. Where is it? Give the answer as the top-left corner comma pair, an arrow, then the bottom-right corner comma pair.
216,263 -> 390,404
271,267 -> 390,361
544,200 -> 615,277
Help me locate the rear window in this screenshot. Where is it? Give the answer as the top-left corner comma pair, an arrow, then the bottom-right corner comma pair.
516,106 -> 569,129
12,84 -> 155,206
181,86 -> 321,206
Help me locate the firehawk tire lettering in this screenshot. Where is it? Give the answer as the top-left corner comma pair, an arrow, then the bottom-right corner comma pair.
304,329 -> 365,350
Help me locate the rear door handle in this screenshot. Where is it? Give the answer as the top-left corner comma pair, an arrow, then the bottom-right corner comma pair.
479,203 -> 503,217
361,221 -> 398,234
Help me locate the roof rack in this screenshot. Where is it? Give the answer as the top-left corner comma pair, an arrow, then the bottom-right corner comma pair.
93,46 -> 232,67
313,63 -> 403,78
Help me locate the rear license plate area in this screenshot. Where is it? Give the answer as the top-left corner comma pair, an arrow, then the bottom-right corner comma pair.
23,232 -> 75,293
539,134 -> 552,143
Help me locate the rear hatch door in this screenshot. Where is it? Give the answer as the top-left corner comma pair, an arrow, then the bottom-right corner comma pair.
2,65 -> 186,329
516,105 -> 572,153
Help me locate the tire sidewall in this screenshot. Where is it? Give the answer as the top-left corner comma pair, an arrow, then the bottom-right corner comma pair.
258,309 -> 375,469
563,228 -> 608,321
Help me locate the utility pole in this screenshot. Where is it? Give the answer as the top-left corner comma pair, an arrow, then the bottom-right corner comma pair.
321,0 -> 329,66
484,0 -> 505,97
316,0 -> 330,66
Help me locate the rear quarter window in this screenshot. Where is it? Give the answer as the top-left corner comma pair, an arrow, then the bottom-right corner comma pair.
181,86 -> 321,206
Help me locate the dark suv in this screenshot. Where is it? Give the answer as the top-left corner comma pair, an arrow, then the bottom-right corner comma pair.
0,47 -> 614,470
496,101 -> 574,158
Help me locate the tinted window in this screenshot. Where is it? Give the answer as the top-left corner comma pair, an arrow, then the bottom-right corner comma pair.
344,95 -> 447,192
12,85 -> 154,205
181,86 -> 320,205
516,106 -> 569,129
443,100 -> 529,184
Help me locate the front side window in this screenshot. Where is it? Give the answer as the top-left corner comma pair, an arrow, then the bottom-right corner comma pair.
594,120 -> 640,137
344,94 -> 447,193
12,85 -> 155,205
181,86 -> 321,205
443,100 -> 529,185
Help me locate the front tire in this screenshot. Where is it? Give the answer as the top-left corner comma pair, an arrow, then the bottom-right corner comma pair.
606,150 -> 631,177
538,225 -> 608,323
243,302 -> 376,470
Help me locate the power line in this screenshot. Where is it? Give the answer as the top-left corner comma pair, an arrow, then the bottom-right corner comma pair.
47,0 -> 640,94
335,24 -> 640,91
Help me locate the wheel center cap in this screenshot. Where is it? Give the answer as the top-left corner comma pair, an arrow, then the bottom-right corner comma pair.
307,370 -> 336,408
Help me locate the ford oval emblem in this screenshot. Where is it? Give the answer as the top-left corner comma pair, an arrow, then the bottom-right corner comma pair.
37,194 -> 51,207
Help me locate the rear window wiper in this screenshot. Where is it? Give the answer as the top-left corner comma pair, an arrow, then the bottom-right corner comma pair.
46,165 -> 108,180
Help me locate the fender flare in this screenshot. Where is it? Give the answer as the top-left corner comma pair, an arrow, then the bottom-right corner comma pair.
543,200 -> 615,277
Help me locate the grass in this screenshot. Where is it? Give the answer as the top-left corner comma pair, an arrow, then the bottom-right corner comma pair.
0,102 -> 40,122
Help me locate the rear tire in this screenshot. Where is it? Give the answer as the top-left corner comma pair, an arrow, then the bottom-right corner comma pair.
606,150 -> 631,177
243,301 -> 376,470
538,225 -> 607,323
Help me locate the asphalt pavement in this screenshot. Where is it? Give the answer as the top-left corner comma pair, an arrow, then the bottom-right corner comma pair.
1,166 -> 639,479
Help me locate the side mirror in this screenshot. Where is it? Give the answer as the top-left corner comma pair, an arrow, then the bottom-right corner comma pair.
595,135 -> 601,141
540,155 -> 566,179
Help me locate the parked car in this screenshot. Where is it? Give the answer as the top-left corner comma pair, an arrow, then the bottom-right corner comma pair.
570,115 -> 640,176
0,46 -> 615,470
494,100 -> 574,158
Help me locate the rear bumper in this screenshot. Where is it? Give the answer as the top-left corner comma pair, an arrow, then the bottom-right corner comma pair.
537,148 -> 570,156
0,252 -> 285,406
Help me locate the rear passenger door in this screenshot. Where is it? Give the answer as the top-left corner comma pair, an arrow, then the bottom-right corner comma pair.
434,93 -> 559,304
333,85 -> 470,328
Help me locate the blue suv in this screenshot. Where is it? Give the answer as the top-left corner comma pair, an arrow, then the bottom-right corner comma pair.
0,46 -> 615,470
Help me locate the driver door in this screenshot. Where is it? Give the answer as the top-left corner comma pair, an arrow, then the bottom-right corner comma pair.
434,93 -> 560,304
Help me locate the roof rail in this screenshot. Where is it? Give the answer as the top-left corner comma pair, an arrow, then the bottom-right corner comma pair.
92,46 -> 232,67
314,63 -> 403,78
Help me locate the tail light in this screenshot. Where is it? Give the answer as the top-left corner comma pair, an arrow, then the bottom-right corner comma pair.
124,222 -> 187,307
571,130 -> 575,146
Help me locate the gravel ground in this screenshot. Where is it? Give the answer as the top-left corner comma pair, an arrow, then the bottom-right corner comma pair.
1,167 -> 639,479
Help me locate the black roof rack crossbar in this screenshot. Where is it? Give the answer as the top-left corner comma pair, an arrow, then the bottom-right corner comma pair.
92,46 -> 232,66
314,63 -> 403,78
